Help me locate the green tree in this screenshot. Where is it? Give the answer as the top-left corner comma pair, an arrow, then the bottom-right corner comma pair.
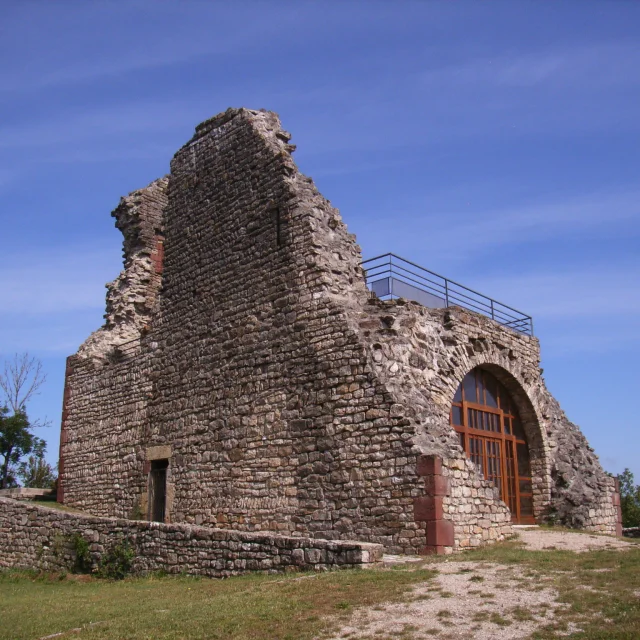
0,407 -> 34,489
0,353 -> 48,489
17,438 -> 56,489
618,468 -> 640,528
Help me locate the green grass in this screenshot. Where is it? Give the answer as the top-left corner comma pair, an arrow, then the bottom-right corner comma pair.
3,537 -> 640,639
30,498 -> 85,514
0,566 -> 437,640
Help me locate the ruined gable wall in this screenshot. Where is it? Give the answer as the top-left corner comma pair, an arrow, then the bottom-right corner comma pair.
78,177 -> 167,359
142,109 -> 436,552
59,179 -> 167,516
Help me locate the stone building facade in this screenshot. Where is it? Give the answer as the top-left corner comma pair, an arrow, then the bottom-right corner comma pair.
58,108 -> 622,555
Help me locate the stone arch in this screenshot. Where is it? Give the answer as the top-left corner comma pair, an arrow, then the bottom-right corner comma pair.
442,353 -> 552,523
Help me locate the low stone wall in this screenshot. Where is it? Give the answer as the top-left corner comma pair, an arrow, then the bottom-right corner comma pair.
0,498 -> 383,577
0,488 -> 54,500
623,527 -> 640,539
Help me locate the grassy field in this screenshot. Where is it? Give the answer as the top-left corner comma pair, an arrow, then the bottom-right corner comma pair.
0,565 -> 437,640
1,540 -> 639,640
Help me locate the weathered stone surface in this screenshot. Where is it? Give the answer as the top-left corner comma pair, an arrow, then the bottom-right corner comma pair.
78,176 -> 168,360
0,498 -> 382,576
57,108 -> 619,557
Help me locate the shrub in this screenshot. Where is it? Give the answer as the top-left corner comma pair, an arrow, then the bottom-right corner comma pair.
97,540 -> 134,580
70,533 -> 92,573
618,468 -> 640,528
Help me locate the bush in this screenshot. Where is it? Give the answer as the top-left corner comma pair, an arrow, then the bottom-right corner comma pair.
70,533 -> 92,573
618,468 -> 640,528
96,540 -> 134,580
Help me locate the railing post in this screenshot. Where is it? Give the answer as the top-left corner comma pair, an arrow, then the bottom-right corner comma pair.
444,279 -> 449,308
490,300 -> 495,320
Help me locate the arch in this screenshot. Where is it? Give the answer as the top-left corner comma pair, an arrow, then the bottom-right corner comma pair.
447,362 -> 550,524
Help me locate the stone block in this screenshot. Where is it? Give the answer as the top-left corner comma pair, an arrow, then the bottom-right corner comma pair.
416,455 -> 442,477
426,519 -> 454,547
413,496 -> 444,522
423,475 -> 450,497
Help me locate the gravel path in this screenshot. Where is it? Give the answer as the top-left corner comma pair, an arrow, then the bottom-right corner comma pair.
327,528 -> 636,640
330,560 -> 563,640
517,527 -> 635,552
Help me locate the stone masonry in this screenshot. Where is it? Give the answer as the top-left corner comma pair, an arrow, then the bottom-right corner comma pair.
58,108 -> 621,556
0,497 -> 382,577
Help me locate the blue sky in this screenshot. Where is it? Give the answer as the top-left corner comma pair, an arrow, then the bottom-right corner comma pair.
1,1 -> 638,479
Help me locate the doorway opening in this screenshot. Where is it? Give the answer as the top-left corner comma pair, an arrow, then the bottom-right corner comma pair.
149,459 -> 168,523
450,367 -> 534,524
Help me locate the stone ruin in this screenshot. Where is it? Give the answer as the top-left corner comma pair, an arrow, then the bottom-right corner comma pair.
57,108 -> 622,555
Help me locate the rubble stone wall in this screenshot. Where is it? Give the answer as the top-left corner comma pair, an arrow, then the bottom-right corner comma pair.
59,352 -> 151,519
0,498 -> 383,577
78,177 -> 168,359
58,107 -> 619,555
351,299 -> 619,535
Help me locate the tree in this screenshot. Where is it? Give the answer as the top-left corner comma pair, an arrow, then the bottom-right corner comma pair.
0,353 -> 49,489
618,468 -> 640,528
17,438 -> 56,489
0,407 -> 34,489
0,353 -> 46,415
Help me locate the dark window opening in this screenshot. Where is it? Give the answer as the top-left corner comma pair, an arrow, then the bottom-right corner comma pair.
149,459 -> 168,523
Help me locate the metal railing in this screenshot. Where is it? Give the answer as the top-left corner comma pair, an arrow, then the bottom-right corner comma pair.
361,253 -> 533,336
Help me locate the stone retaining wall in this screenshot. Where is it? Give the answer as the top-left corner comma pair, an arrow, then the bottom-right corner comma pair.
0,498 -> 382,577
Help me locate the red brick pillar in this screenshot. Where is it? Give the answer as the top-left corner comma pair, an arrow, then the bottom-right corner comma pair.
414,455 -> 454,554
151,236 -> 164,275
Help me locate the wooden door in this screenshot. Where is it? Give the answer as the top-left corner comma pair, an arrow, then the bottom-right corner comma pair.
451,368 -> 534,524
149,459 -> 168,523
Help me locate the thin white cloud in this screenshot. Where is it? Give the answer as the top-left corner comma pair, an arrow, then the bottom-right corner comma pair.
473,263 -> 640,320
0,3 -> 308,94
0,100 -> 209,150
364,188 -> 640,268
0,246 -> 118,315
432,190 -> 640,253
420,42 -> 640,90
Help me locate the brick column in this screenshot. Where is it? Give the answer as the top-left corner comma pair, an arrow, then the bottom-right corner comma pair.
414,455 -> 454,554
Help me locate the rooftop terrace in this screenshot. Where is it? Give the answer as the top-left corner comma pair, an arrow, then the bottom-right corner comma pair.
362,253 -> 534,336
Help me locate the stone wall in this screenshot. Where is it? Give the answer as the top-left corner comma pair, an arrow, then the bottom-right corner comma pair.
349,298 -> 619,536
0,498 -> 382,577
59,352 -> 151,519
78,177 -> 167,359
58,107 -> 620,555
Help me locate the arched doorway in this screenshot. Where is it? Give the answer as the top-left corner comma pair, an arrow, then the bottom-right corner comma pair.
450,367 -> 534,524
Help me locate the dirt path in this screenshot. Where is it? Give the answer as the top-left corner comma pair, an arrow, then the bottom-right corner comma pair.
330,560 -> 564,640
327,529 -> 636,640
517,527 -> 634,552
